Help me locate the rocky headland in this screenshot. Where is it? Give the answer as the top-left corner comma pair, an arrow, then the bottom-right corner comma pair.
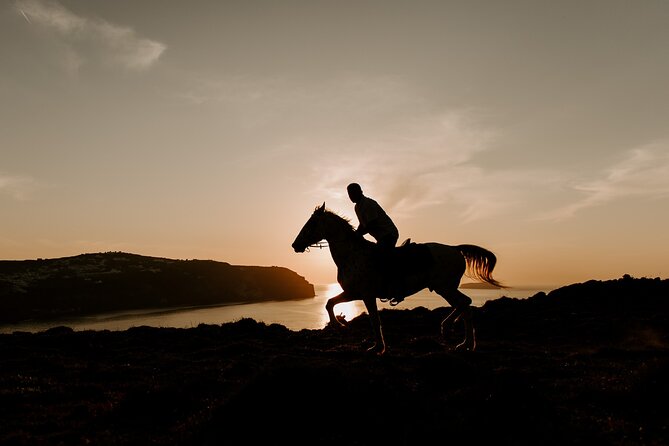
0,252 -> 315,323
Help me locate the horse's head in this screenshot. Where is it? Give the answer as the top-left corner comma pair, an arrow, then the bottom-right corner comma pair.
292,203 -> 327,253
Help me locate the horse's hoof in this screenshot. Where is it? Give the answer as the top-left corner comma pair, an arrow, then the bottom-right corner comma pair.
327,323 -> 345,330
360,338 -> 374,349
440,325 -> 454,337
366,343 -> 386,355
454,341 -> 476,352
324,314 -> 348,329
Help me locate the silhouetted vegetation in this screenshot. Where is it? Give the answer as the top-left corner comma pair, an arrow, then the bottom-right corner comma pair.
0,275 -> 667,445
0,252 -> 315,323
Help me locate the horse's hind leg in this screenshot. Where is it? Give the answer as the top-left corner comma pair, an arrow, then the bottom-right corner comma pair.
435,288 -> 476,351
439,289 -> 471,331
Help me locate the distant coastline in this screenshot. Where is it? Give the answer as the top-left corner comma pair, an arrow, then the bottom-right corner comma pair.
0,252 -> 315,324
459,281 -> 501,289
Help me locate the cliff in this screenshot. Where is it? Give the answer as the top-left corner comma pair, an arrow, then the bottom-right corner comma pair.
0,252 -> 315,323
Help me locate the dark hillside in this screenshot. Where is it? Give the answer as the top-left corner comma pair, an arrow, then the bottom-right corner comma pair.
0,276 -> 667,445
0,252 -> 314,323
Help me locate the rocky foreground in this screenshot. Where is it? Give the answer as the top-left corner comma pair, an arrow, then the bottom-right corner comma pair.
1,276 -> 668,445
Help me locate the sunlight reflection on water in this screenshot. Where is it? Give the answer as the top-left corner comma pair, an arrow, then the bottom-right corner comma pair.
319,282 -> 367,326
0,283 -> 552,334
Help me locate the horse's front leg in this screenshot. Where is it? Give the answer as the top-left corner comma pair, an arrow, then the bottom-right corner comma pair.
363,297 -> 386,355
325,291 -> 354,327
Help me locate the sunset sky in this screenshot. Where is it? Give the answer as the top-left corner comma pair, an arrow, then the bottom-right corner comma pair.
2,0 -> 668,288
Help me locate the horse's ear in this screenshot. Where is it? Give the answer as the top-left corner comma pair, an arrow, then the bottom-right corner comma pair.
318,202 -> 326,213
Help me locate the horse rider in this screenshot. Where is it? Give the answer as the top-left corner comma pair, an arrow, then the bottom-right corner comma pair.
347,183 -> 399,248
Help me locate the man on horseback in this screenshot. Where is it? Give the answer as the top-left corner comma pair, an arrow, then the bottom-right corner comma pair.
293,203 -> 503,353
347,183 -> 412,303
347,183 -> 399,248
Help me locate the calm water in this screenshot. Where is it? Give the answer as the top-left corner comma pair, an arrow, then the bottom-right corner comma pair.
0,284 -> 554,334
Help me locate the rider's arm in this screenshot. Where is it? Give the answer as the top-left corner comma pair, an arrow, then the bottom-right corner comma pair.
357,199 -> 383,235
355,201 -> 376,236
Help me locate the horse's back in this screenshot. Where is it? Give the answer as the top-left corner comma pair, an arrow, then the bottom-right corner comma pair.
422,243 -> 467,287
389,241 -> 466,278
390,241 -> 434,272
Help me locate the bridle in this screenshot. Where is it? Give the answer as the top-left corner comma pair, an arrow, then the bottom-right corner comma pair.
303,212 -> 330,251
306,241 -> 329,251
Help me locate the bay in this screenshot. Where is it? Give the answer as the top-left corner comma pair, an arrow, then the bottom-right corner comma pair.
0,284 -> 554,334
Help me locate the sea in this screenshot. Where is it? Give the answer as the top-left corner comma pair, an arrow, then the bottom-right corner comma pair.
0,284 -> 555,334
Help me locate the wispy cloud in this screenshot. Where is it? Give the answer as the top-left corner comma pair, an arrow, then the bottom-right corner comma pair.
177,74 -> 498,217
175,75 -> 495,214
0,174 -> 38,201
301,108 -> 505,221
541,141 -> 669,221
15,0 -> 166,72
182,73 -> 518,222
179,73 -> 669,226
175,74 -> 423,125
311,138 -> 669,224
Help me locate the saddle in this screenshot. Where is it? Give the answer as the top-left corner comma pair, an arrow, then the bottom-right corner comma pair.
388,238 -> 434,272
376,239 -> 434,305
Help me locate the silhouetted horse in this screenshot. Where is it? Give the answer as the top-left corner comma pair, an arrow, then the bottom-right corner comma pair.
292,203 -> 503,354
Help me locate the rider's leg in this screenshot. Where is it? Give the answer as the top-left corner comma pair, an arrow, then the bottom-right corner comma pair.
377,233 -> 405,302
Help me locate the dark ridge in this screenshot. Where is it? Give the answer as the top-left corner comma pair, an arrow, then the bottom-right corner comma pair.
0,252 -> 315,323
0,275 -> 667,445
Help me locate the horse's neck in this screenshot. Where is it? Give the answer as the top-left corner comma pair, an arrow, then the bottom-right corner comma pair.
329,240 -> 360,270
325,229 -> 365,269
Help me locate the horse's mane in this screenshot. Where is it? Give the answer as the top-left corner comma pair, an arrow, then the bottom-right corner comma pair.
320,207 -> 356,233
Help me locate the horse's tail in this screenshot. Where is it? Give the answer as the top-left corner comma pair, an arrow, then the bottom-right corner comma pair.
456,244 -> 505,288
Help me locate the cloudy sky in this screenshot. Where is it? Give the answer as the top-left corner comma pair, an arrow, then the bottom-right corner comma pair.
2,0 -> 668,287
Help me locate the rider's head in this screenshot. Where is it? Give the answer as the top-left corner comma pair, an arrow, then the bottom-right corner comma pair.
347,183 -> 363,203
